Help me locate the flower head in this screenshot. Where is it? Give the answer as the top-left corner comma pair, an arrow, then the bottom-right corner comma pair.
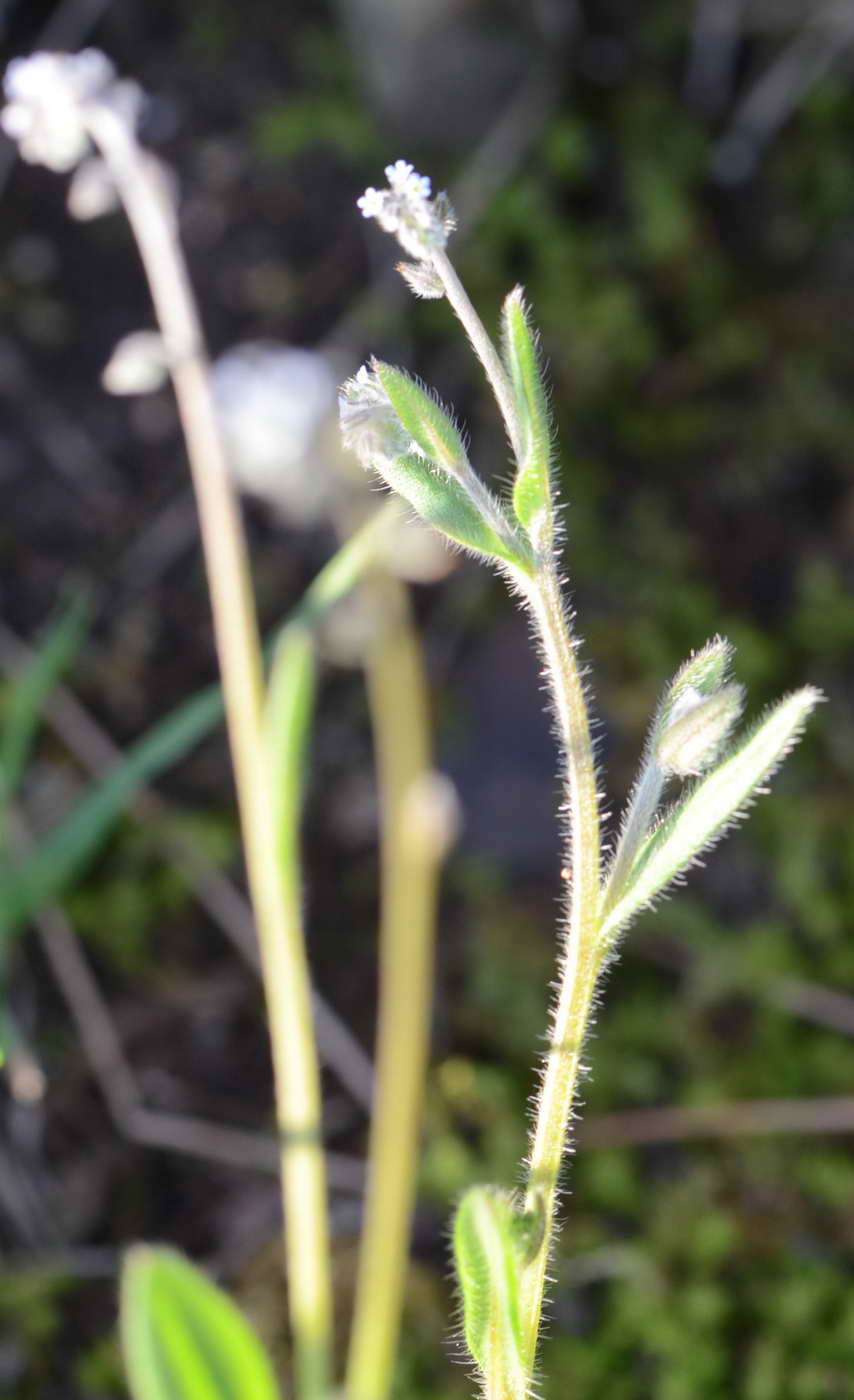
1,49 -> 141,172
338,362 -> 412,465
356,159 -> 454,261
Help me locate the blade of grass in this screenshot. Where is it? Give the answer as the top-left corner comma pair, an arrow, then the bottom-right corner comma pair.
0,588 -> 90,813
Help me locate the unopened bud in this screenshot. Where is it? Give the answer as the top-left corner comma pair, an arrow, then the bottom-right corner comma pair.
101,331 -> 168,395
396,260 -> 445,299
656,682 -> 744,777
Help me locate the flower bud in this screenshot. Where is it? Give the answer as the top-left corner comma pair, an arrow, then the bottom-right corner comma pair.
656,682 -> 745,778
101,331 -> 168,395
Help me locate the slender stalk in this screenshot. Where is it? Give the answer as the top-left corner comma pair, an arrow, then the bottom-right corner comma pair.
346,574 -> 441,1400
431,248 -> 523,462
518,564 -> 602,1373
427,240 -> 605,1373
86,108 -> 333,1398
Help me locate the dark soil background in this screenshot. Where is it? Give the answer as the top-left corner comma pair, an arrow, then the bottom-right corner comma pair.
2,1 -> 854,1396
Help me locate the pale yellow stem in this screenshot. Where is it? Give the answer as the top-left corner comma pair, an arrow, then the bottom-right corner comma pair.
86,108 -> 332,1398
346,574 -> 440,1400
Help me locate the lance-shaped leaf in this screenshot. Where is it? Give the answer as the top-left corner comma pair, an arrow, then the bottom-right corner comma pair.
600,687 -> 822,946
501,288 -> 554,544
453,1186 -> 540,1399
0,588 -> 90,812
375,450 -> 530,568
340,364 -> 532,571
373,361 -> 469,473
121,1246 -> 283,1400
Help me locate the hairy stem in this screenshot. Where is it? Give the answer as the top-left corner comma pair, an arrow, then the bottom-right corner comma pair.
87,108 -> 333,1398
518,564 -> 602,1374
431,247 -> 523,462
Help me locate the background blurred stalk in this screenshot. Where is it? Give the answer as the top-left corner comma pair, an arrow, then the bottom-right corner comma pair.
84,105 -> 333,1400
346,573 -> 442,1400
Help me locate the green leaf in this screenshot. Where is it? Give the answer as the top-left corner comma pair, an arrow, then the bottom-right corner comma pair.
501,288 -> 554,544
600,687 -> 822,945
121,1246 -> 283,1400
0,588 -> 90,811
453,1187 -> 534,1399
375,451 -> 528,568
373,362 -> 469,474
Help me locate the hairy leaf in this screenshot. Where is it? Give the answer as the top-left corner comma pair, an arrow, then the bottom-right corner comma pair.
373,451 -> 528,568
373,361 -> 469,473
601,687 -> 822,944
453,1187 -> 535,1399
502,288 -> 553,545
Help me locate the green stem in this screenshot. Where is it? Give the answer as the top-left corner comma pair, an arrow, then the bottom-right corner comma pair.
518,564 -> 602,1374
86,108 -> 333,1398
431,248 -> 523,461
346,575 -> 441,1400
428,242 -> 604,1378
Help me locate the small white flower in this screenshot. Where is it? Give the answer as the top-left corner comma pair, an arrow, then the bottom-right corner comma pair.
1,49 -> 141,173
356,187 -> 384,219
356,158 -> 453,262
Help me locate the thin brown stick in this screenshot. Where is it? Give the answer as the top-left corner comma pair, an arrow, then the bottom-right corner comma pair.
581,1095 -> 854,1148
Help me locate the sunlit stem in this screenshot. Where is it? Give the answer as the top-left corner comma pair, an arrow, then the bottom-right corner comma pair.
516,563 -> 602,1375
430,242 -> 605,1379
430,247 -> 523,462
86,106 -> 333,1399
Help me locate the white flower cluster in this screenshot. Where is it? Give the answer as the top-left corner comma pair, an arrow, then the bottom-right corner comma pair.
338,362 -> 411,465
357,159 -> 454,263
1,49 -> 141,173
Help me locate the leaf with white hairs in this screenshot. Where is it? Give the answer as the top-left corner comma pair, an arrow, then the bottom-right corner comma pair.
600,687 -> 822,945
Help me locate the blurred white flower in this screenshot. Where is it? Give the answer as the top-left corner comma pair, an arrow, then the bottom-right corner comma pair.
212,343 -> 338,523
1,49 -> 136,172
101,330 -> 169,395
357,159 -> 455,261
2,50 -> 102,170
